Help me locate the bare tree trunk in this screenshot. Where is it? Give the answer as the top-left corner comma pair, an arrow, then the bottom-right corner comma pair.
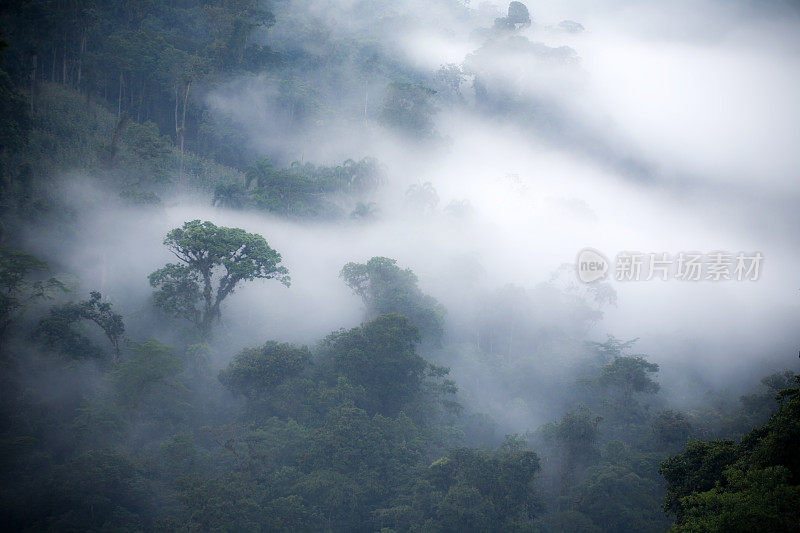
178,80 -> 191,191
174,85 -> 179,142
62,30 -> 67,84
76,28 -> 86,90
117,72 -> 124,117
30,53 -> 37,114
138,77 -> 144,122
106,113 -> 128,167
199,269 -> 214,340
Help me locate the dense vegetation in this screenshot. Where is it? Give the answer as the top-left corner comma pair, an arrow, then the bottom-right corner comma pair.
0,1 -> 797,531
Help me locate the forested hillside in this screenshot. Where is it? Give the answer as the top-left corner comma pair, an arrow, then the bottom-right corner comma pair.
1,1 -> 799,531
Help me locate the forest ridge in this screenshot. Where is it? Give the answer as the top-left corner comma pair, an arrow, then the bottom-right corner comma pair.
0,1 -> 799,532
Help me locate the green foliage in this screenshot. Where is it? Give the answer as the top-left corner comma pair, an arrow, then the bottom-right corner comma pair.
245,158 -> 339,218
0,0 -> 275,146
350,201 -> 378,220
0,2 -> 274,230
0,248 -> 64,345
197,109 -> 251,168
119,120 -> 174,184
534,510 -> 602,532
575,461 -> 667,533
494,2 -> 532,30
399,438 -> 541,530
212,182 -> 247,209
0,79 -> 246,227
660,376 -> 800,530
588,335 -> 640,363
340,256 -> 446,344
80,291 -> 125,359
149,220 -> 289,338
660,439 -> 739,519
508,2 -> 533,26
380,82 -> 438,137
42,450 -> 150,531
111,339 -> 185,409
118,188 -> 161,206
148,263 -> 202,327
433,63 -> 466,103
34,291 -> 123,361
0,65 -> 29,212
405,181 -> 439,213
0,2 -> 797,531
324,313 -> 427,416
651,410 -> 693,453
555,406 -> 603,466
736,370 -> 797,430
240,157 -> 383,219
181,321 -> 462,531
219,341 -> 310,398
33,310 -> 103,360
600,356 -> 660,397
0,67 -> 29,155
673,466 -> 800,532
537,405 -> 603,491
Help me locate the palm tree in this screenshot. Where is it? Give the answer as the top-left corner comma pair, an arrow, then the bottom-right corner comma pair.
212,183 -> 246,209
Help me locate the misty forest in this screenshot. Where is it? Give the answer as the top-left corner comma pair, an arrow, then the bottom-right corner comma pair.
1,0 -> 800,531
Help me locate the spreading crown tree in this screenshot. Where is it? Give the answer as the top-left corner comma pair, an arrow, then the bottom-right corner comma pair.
149,220 -> 290,339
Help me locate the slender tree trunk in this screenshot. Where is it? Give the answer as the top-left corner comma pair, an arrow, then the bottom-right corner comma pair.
197,267 -> 214,339
76,28 -> 86,90
30,53 -> 37,114
174,85 -> 179,144
100,251 -> 107,293
62,30 -> 67,84
178,80 -> 191,191
138,77 -> 144,122
364,80 -> 368,120
118,72 -> 124,117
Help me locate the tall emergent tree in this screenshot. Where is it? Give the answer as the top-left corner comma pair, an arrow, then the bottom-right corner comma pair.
148,220 -> 290,339
599,355 -> 660,403
340,257 -> 445,344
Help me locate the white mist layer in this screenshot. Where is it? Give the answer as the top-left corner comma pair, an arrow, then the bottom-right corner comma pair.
34,0 -> 800,395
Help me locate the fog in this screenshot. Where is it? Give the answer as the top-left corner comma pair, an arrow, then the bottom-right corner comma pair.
23,0 -> 800,431
7,1 -> 800,529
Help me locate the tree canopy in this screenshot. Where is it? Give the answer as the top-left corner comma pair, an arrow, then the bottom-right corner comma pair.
660,376 -> 800,531
340,256 -> 445,344
149,220 -> 289,338
324,313 -> 427,416
0,1 -> 796,531
35,291 -> 124,362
